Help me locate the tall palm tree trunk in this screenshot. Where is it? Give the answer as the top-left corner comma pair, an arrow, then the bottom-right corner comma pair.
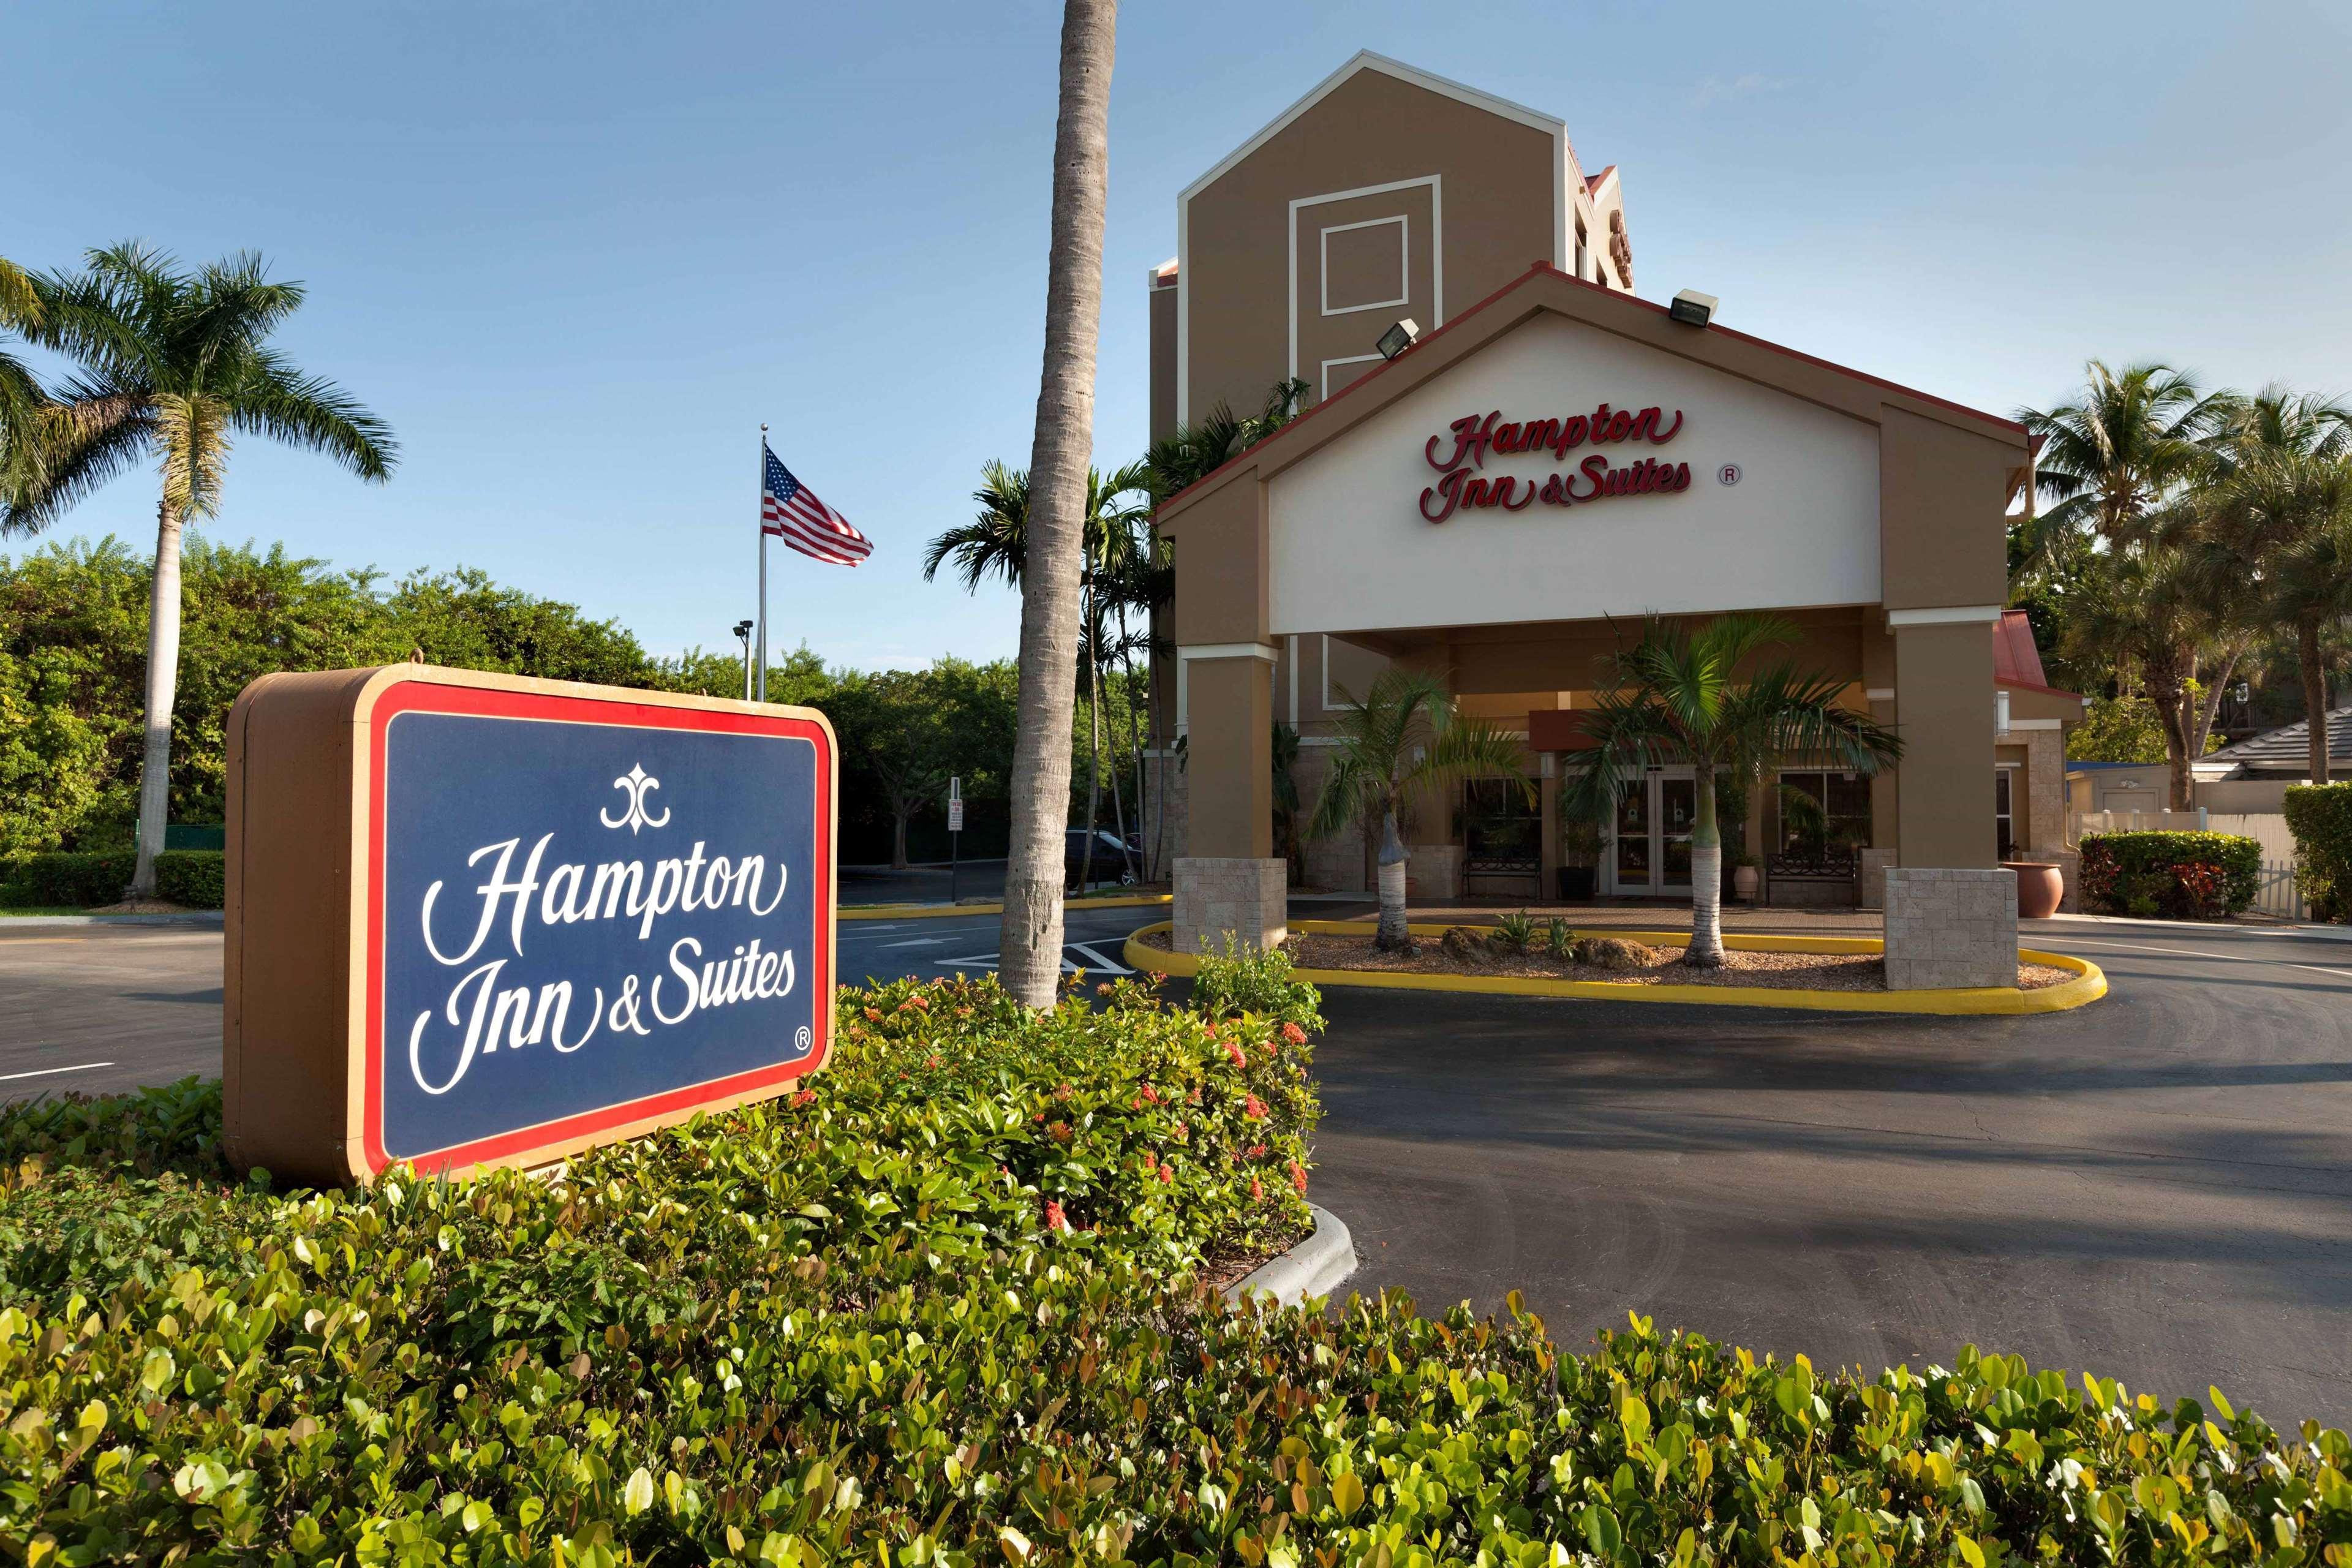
1079,641 -> 1103,892
1687,766 -> 1725,967
1000,0 -> 1116,1008
1376,806 -> 1410,951
1118,607 -> 1148,881
130,497 -> 184,899
2299,619 -> 2332,786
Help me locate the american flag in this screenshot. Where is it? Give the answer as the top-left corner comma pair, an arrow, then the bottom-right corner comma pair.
762,443 -> 872,565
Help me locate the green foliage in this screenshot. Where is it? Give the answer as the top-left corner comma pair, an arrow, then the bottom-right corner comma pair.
2,984 -> 2349,1564
11,849 -> 134,906
1185,935 -> 1324,1036
2068,695 -> 2169,764
1543,915 -> 1575,960
2078,831 -> 2261,918
2284,783 -> 2352,921
824,659 -> 1019,867
152,850 -> 223,909
1490,908 -> 1539,956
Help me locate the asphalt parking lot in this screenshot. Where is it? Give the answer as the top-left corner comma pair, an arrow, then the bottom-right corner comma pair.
3,911 -> 2346,1426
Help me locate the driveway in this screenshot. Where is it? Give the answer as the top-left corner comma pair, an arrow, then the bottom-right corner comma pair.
1308,923 -> 2352,1429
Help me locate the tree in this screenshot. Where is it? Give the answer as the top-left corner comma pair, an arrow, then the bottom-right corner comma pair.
2201,393 -> 2352,785
930,458 -> 1152,896
4,244 -> 394,897
1000,0 -> 1117,1004
2016,360 -> 2234,565
827,661 -> 1019,870
1559,616 -> 1900,967
1304,669 -> 1528,952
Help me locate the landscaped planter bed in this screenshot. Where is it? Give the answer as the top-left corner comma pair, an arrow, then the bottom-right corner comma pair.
1137,925 -> 2075,992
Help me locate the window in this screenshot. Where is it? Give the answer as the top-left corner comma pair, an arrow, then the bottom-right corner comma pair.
1463,778 -> 1539,874
1995,769 -> 2015,859
1771,770 -> 1872,878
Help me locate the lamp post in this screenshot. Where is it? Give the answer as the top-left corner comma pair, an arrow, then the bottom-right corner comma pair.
733,620 -> 755,703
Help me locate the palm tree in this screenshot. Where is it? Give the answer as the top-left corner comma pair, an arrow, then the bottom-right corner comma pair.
1559,616 -> 1901,967
1139,376 -> 1310,504
1000,0 -> 1116,1007
926,460 -> 1151,892
2016,360 -> 2235,567
4,244 -> 395,898
1304,669 -> 1529,951
2199,398 -> 2352,785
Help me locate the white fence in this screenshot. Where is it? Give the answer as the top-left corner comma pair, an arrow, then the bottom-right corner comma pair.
2069,809 -> 2308,919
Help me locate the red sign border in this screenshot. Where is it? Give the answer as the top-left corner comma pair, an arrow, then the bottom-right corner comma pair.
360,679 -> 834,1175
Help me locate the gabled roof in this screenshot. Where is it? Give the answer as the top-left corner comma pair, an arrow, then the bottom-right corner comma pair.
1156,260 -> 2029,526
1178,51 -> 1574,203
2197,707 -> 2352,772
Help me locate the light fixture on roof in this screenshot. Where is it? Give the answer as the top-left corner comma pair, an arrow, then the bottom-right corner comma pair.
1668,289 -> 1718,327
1375,318 -> 1421,360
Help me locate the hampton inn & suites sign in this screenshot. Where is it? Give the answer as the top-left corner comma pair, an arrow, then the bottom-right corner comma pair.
1419,401 -> 1692,523
224,665 -> 836,1184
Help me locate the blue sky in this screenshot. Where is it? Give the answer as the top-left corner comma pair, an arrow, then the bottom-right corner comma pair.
7,1 -> 2348,669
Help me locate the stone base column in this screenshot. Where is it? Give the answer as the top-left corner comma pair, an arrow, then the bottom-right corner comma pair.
1858,848 -> 1897,911
2051,848 -> 2082,914
1174,857 -> 1287,956
1883,868 -> 2017,990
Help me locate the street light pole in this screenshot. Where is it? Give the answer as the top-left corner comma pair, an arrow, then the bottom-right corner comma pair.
733,619 -> 755,703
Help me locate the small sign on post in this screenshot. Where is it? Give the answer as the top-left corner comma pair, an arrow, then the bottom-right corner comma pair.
946,776 -> 963,903
223,665 -> 837,1185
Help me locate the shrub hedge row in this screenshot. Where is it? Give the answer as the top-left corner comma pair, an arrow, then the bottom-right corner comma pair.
2285,783 -> 2352,922
0,849 -> 225,910
2078,831 -> 2261,919
2,960 -> 2348,1566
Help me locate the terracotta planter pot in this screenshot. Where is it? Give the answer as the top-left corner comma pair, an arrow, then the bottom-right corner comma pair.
1732,864 -> 1760,903
2003,861 -> 2064,920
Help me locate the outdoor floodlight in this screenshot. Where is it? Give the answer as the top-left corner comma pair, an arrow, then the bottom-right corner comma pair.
733,619 -> 753,640
1376,318 -> 1422,360
1668,289 -> 1718,327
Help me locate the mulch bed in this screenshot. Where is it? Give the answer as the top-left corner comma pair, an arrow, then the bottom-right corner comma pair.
1139,925 -> 2071,992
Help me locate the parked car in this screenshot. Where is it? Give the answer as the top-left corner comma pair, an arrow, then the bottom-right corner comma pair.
1065,827 -> 1139,889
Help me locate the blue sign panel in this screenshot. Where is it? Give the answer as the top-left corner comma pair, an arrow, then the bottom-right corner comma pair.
361,682 -> 834,1172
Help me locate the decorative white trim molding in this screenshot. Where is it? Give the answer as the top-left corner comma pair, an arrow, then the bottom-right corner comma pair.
1864,687 -> 1895,701
1178,642 -> 1280,663
2003,718 -> 2063,730
1318,353 -> 1385,400
1286,634 -> 1299,723
1178,51 -> 1566,423
1287,176 -> 1441,390
1886,605 -> 2005,627
1319,214 -> 1410,316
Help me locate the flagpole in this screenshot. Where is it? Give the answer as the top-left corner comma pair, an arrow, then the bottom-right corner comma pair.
756,423 -> 769,704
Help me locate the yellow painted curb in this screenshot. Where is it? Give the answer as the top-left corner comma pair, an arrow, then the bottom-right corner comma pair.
1123,920 -> 2107,1016
845,893 -> 1172,922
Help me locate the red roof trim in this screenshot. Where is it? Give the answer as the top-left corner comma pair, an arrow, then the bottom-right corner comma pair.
1999,677 -> 2087,702
1156,262 -> 2027,521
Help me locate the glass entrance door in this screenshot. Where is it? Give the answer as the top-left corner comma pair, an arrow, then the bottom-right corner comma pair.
1605,769 -> 1697,895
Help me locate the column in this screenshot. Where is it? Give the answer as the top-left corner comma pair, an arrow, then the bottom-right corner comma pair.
1174,647 -> 1284,953
1884,608 -> 2013,987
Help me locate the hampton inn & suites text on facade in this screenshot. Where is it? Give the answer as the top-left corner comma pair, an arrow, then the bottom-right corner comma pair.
1145,54 -> 2082,985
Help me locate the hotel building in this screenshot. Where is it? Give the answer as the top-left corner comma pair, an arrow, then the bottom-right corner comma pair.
1144,54 -> 2082,967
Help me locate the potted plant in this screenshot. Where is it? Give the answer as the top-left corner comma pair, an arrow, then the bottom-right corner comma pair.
2002,858 -> 2065,919
1731,849 -> 1762,903
1556,817 -> 1599,902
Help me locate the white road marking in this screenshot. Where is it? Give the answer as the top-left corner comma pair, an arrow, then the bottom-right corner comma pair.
0,1061 -> 114,1084
1065,941 -> 1134,975
2041,937 -> 2352,983
878,936 -> 950,949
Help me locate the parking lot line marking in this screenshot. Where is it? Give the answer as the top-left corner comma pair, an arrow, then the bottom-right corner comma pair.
0,1061 -> 113,1084
1065,941 -> 1134,975
878,936 -> 950,949
2046,937 -> 2352,982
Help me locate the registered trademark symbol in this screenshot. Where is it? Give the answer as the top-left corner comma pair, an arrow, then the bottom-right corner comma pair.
1717,463 -> 1742,486
796,1026 -> 812,1052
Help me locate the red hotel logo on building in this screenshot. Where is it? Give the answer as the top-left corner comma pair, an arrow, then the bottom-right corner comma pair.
1419,403 -> 1691,523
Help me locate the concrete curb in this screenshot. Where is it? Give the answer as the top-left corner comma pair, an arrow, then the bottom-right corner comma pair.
1130,920 -> 2108,1016
0,911 -> 224,928
1224,1203 -> 1357,1308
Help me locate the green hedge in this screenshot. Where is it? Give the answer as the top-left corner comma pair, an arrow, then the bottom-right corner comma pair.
7,850 -> 134,907
3,971 -> 2347,1566
153,849 -> 225,909
0,849 -> 225,909
2078,830 -> 2261,919
2285,783 -> 2352,922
